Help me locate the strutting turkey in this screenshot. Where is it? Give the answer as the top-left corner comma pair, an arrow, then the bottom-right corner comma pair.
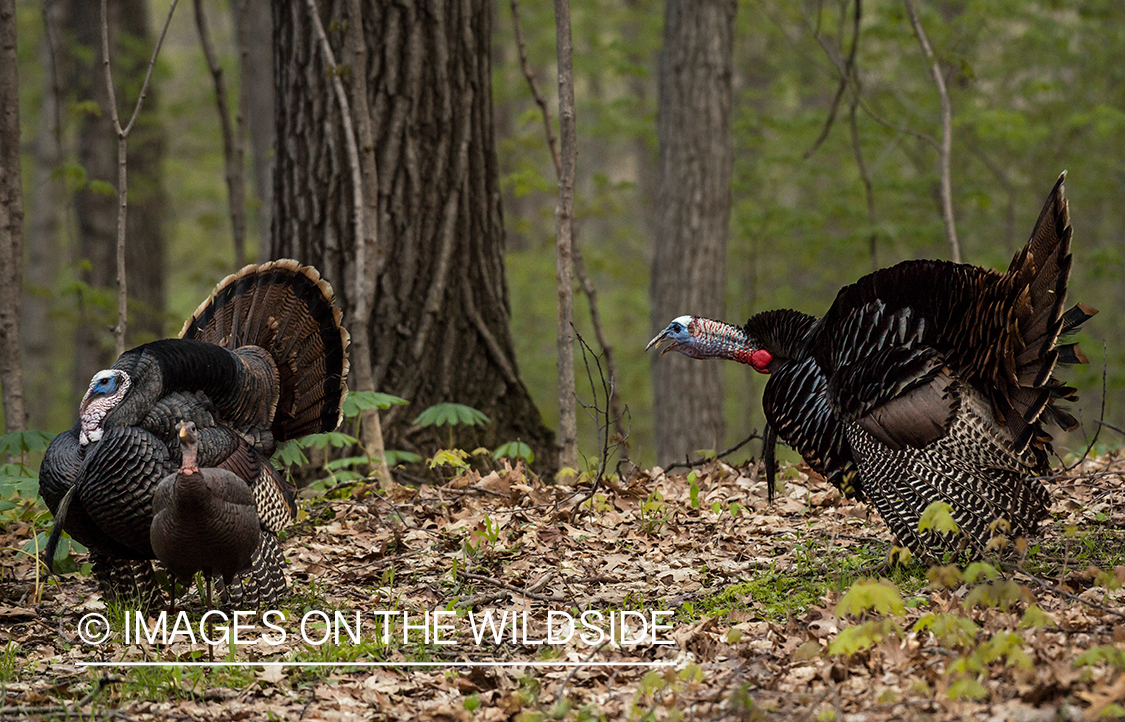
151,420 -> 260,611
40,259 -> 350,605
647,173 -> 1096,559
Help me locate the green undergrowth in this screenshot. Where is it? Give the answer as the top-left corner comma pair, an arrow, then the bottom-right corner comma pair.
680,541 -> 927,624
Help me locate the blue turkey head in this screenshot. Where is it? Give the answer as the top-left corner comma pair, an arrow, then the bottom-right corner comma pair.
79,370 -> 132,446
647,315 -> 773,371
646,316 -> 697,357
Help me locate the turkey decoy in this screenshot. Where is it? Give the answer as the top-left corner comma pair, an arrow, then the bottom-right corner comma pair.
41,259 -> 350,605
648,173 -> 1096,559
151,420 -> 260,614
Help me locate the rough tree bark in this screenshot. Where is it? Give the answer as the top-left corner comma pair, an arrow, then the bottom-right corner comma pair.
0,0 -> 27,432
272,0 -> 556,466
23,0 -> 66,430
68,0 -> 167,394
650,0 -> 736,465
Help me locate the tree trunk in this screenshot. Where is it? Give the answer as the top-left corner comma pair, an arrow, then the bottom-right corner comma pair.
23,0 -> 65,431
68,0 -> 167,396
233,0 -> 274,262
272,0 -> 556,467
649,0 -> 736,465
0,0 -> 27,433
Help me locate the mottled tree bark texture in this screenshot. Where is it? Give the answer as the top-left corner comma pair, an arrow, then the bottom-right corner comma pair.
272,0 -> 556,466
68,0 -> 167,397
650,0 -> 736,465
0,0 -> 27,432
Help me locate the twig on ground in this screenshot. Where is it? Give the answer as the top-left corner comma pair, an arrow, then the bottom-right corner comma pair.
1015,563 -> 1125,623
663,430 -> 763,473
557,640 -> 612,700
459,571 -> 566,603
0,675 -> 121,718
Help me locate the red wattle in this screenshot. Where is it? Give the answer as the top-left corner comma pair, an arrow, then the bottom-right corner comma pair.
750,349 -> 773,373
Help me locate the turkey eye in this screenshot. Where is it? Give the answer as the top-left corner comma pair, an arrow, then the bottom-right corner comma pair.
672,323 -> 682,333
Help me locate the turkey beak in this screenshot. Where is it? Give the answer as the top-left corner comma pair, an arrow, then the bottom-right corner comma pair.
645,329 -> 678,356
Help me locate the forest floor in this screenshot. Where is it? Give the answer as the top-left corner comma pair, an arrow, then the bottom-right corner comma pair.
3,451 -> 1125,721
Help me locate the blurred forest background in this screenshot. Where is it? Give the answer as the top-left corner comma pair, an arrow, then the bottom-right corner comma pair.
6,0 -> 1124,470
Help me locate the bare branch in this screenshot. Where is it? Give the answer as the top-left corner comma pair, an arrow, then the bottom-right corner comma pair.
849,102 -> 878,270
554,0 -> 579,471
904,0 -> 959,262
193,0 -> 247,269
568,329 -> 631,517
512,0 -> 627,448
100,0 -> 179,357
511,0 -> 560,176
572,242 -> 627,442
804,0 -> 861,160
305,0 -> 393,486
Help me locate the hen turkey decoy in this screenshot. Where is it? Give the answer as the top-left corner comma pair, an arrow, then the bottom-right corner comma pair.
40,259 -> 350,604
648,173 -> 1096,559
151,420 -> 260,612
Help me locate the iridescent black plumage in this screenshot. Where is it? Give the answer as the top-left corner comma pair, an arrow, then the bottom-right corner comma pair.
40,260 -> 350,605
651,173 -> 1095,558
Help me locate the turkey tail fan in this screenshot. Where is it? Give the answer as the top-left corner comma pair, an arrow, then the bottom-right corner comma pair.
999,172 -> 1097,451
180,260 -> 351,440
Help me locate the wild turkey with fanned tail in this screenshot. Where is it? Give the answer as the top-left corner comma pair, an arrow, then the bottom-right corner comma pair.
40,260 -> 350,605
648,173 -> 1095,559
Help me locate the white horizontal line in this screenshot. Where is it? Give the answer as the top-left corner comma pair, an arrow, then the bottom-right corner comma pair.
78,660 -> 675,668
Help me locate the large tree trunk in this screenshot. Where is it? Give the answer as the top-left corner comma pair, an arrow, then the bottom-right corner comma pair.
23,0 -> 65,431
272,0 -> 556,466
0,0 -> 27,432
649,0 -> 736,465
68,0 -> 167,397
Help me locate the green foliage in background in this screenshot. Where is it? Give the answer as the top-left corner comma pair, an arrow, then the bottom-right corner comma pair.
14,0 -> 1125,466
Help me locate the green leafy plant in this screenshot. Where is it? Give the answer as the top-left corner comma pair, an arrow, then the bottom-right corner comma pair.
341,390 -> 409,419
412,402 -> 491,452
492,441 -> 534,464
413,403 -> 490,428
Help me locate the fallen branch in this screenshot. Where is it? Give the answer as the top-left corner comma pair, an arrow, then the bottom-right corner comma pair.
0,675 -> 121,719
1015,563 -> 1125,624
458,570 -> 566,603
663,430 -> 763,473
